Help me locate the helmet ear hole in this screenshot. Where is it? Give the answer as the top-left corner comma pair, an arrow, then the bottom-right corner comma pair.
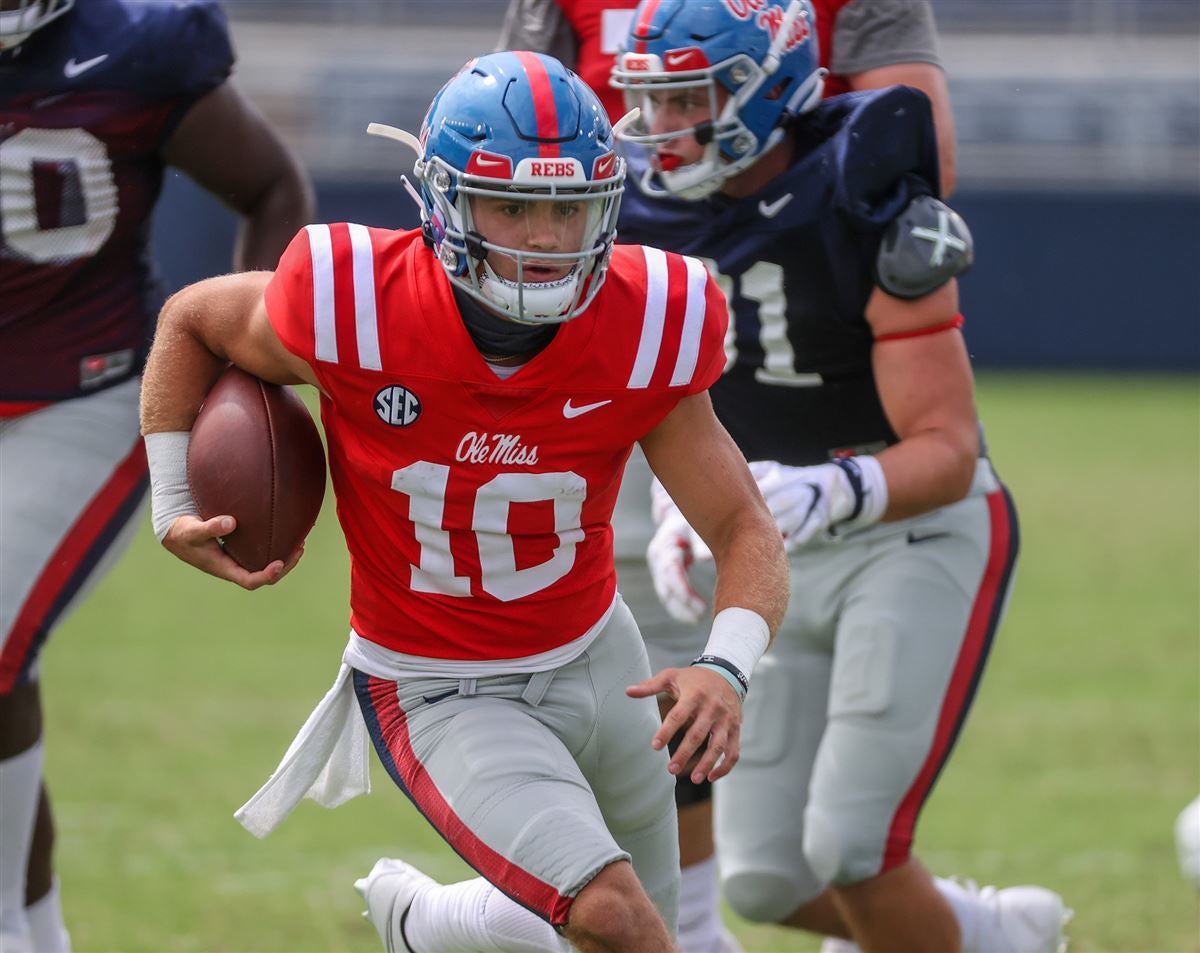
765,78 -> 792,102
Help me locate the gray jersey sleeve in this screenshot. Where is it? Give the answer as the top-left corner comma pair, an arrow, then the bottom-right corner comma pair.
830,0 -> 943,75
496,0 -> 579,67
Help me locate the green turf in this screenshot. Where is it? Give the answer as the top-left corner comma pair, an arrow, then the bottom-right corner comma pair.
42,373 -> 1199,952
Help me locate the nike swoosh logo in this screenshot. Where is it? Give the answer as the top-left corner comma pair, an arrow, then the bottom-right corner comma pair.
563,398 -> 612,419
473,155 -> 506,167
64,54 -> 108,78
798,485 -> 822,530
758,193 -> 794,219
907,530 -> 951,545
665,51 -> 693,67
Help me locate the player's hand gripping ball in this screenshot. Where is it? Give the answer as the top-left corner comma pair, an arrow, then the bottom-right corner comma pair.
187,366 -> 326,572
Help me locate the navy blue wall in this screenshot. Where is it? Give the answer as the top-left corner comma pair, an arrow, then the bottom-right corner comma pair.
152,173 -> 1200,370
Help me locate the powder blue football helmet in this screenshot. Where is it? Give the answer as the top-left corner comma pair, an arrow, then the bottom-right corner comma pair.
370,52 -> 625,325
611,0 -> 824,199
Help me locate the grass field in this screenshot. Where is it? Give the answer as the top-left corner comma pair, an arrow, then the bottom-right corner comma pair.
42,373 -> 1199,953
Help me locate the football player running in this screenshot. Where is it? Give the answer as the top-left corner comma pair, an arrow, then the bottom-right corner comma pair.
499,4 -> 959,951
604,2 -> 1071,952
0,2 -> 312,950
140,52 -> 788,953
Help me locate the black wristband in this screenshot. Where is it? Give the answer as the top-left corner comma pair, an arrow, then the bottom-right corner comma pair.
831,457 -> 865,522
691,654 -> 750,696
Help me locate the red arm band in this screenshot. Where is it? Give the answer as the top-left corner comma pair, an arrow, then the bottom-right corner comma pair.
874,313 -> 964,343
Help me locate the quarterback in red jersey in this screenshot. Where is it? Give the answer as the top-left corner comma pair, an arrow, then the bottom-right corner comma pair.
141,52 -> 787,953
0,2 -> 311,950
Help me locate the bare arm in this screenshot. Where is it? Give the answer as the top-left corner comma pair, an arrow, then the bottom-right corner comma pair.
161,82 -> 315,271
866,279 -> 979,520
849,62 -> 957,196
496,0 -> 579,66
832,0 -> 957,196
139,273 -> 318,589
630,392 -> 789,784
140,271 -> 317,436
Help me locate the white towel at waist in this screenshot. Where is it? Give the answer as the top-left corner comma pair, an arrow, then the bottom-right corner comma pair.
235,663 -> 371,839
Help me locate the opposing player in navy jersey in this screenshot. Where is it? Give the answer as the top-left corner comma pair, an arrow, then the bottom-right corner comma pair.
604,2 -> 1072,952
0,2 -> 312,949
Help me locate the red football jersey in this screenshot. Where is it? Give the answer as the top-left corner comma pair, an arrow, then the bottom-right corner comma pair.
265,225 -> 727,661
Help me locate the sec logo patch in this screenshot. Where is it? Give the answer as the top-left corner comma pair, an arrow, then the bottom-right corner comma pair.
374,385 -> 421,427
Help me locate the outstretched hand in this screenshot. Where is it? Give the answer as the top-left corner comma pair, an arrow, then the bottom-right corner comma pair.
628,665 -> 742,784
161,514 -> 302,590
646,508 -> 713,624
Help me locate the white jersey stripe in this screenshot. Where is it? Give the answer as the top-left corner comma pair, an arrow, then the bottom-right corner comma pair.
628,246 -> 669,389
348,224 -> 382,371
305,224 -> 337,364
669,255 -> 709,387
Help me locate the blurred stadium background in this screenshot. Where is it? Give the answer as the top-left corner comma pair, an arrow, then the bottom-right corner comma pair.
42,1 -> 1199,951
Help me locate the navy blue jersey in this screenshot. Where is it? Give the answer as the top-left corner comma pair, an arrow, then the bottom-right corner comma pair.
0,0 -> 234,410
618,86 -> 942,466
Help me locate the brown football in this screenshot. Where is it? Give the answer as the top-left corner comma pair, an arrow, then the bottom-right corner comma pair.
187,366 -> 326,572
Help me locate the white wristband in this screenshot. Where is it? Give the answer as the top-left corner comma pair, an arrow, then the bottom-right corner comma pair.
145,431 -> 198,542
693,607 -> 771,692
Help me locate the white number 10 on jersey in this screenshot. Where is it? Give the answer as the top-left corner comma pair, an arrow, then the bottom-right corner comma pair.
391,462 -> 587,602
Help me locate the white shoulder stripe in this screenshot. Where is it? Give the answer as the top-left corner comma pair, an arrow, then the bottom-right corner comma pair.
669,255 -> 709,387
628,245 -> 669,389
305,224 -> 337,363
347,223 -> 381,371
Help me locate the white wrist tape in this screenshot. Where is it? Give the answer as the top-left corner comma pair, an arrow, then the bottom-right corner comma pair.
692,607 -> 771,695
145,431 -> 198,542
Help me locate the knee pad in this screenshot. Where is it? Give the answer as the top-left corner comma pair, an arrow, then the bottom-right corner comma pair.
801,809 -> 841,885
673,774 -> 712,809
666,726 -> 713,809
722,869 -> 806,924
803,806 -> 885,886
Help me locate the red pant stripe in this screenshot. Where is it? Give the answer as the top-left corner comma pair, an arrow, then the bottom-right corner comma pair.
355,671 -> 574,926
0,439 -> 148,692
881,488 -> 1018,870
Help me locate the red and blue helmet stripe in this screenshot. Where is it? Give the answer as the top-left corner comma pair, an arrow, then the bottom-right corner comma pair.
420,51 -> 614,178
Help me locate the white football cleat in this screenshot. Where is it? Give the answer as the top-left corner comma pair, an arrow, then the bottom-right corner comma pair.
961,880 -> 1073,953
354,857 -> 439,953
1175,795 -> 1200,887
818,880 -> 1072,953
